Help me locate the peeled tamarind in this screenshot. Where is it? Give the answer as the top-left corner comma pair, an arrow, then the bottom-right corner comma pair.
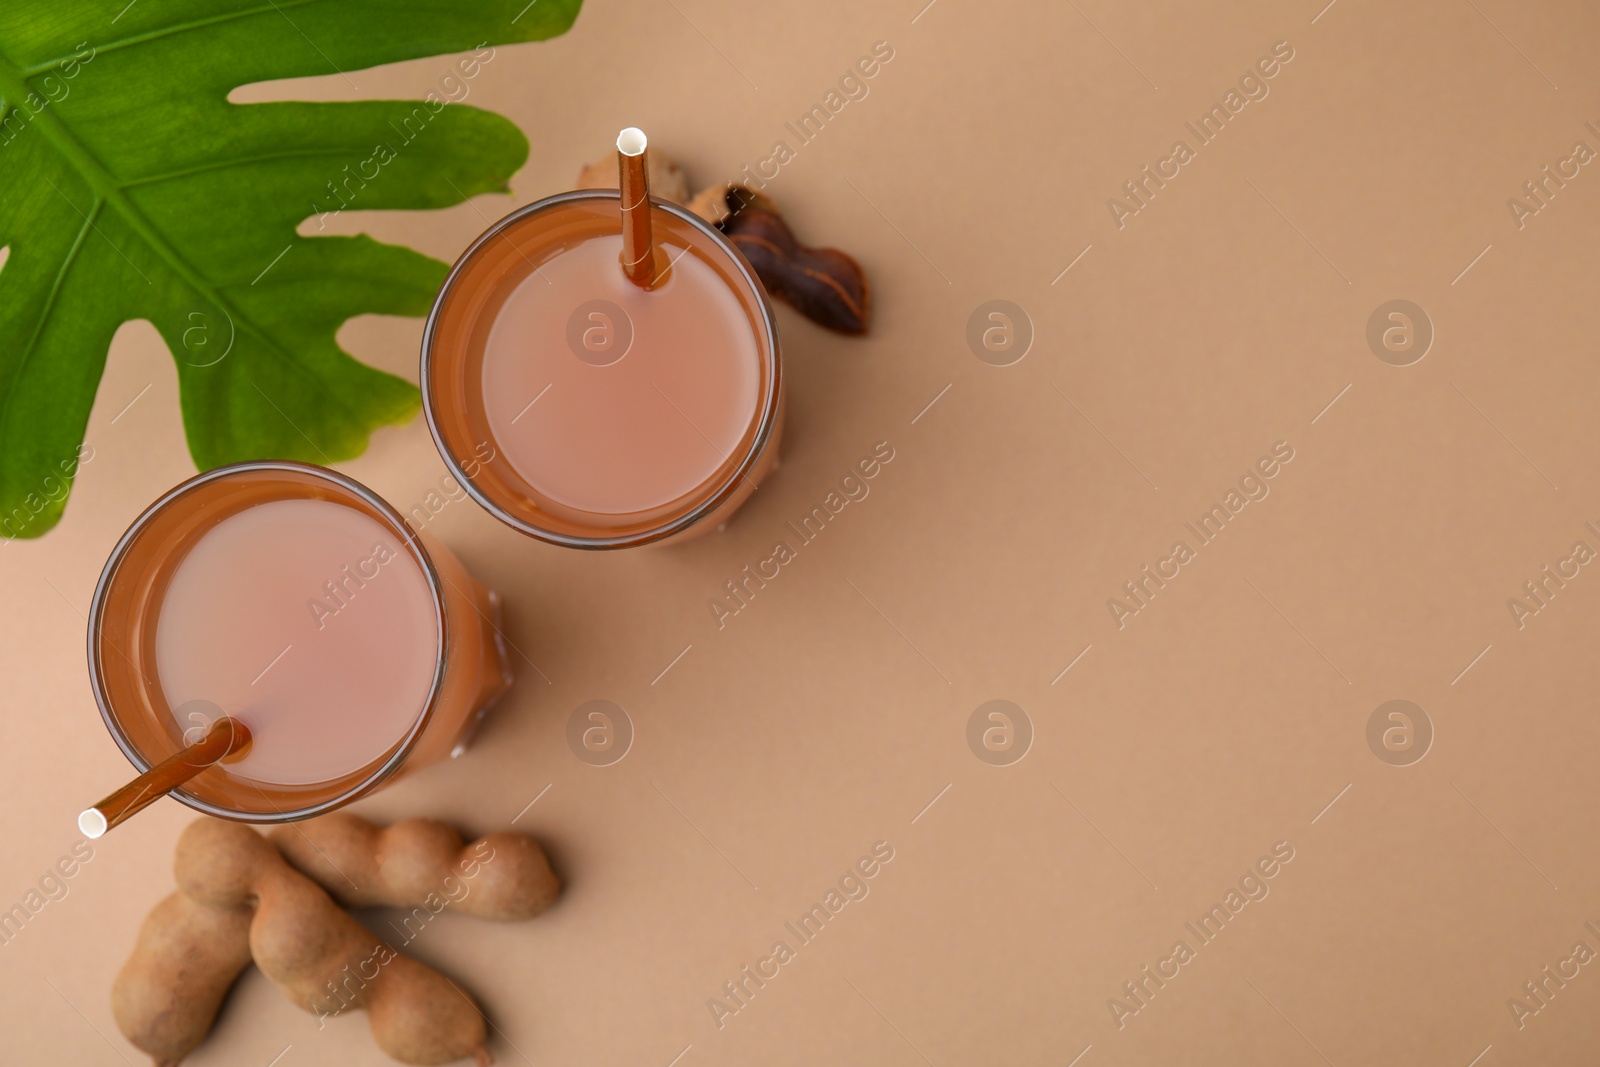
271,813 -> 560,921
174,818 -> 491,1066
112,891 -> 253,1066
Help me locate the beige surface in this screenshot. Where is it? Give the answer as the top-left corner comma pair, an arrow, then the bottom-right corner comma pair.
7,0 -> 1600,1063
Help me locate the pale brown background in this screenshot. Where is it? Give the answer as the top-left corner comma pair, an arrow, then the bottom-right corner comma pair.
5,0 -> 1600,1063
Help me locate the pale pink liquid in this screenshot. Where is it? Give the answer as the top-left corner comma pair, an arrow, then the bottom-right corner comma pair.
153,499 -> 438,786
479,232 -> 760,517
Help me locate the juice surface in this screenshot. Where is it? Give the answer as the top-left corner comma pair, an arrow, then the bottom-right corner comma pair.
478,231 -> 761,517
153,498 -> 437,785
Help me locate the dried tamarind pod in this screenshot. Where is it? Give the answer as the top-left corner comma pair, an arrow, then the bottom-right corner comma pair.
271,814 -> 559,922
176,818 -> 491,1066
689,183 -> 870,334
112,890 -> 253,1066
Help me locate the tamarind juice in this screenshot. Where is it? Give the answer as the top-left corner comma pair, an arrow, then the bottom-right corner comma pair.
88,462 -> 513,822
423,191 -> 784,548
153,499 -> 435,786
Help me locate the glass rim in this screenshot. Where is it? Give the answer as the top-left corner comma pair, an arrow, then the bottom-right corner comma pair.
419,189 -> 783,549
85,460 -> 450,824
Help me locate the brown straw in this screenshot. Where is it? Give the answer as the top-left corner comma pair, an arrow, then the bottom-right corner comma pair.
617,126 -> 655,287
78,716 -> 251,839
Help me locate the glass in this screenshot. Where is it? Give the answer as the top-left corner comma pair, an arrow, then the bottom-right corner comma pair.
86,461 -> 513,824
422,190 -> 784,549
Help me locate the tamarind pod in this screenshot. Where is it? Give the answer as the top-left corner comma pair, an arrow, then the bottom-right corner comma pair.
112,891 -> 253,1067
176,818 -> 490,1066
272,814 -> 560,921
720,191 -> 871,335
687,184 -> 871,335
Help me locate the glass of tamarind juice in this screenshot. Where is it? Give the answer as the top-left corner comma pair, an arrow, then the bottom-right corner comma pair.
86,461 -> 514,824
421,129 -> 784,549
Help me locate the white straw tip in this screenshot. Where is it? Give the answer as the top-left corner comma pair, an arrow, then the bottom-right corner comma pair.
78,808 -> 108,840
616,127 -> 648,157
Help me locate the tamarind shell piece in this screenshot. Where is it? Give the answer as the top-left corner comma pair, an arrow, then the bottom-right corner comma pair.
271,813 -> 560,922
177,818 -> 490,1067
685,184 -> 732,226
112,891 -> 253,1067
576,150 -> 690,205
716,185 -> 872,335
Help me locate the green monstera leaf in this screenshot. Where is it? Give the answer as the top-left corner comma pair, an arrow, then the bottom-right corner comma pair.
0,0 -> 582,537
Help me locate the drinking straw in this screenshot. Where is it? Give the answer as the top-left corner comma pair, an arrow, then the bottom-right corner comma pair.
617,126 -> 656,287
78,716 -> 251,839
